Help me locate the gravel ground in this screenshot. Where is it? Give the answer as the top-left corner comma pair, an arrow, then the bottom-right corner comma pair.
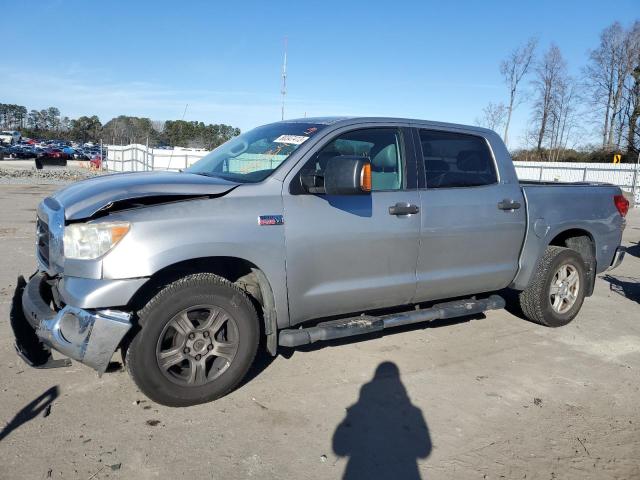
0,161 -> 105,184
0,181 -> 639,480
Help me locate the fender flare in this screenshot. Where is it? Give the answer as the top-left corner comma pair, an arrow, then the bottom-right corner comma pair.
251,267 -> 278,356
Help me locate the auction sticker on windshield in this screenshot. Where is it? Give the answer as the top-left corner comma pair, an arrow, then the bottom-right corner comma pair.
273,135 -> 309,145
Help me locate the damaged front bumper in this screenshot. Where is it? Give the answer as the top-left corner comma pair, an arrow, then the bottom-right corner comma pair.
11,273 -> 132,375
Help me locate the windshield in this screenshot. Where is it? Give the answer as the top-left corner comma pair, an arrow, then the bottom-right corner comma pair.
185,122 -> 326,183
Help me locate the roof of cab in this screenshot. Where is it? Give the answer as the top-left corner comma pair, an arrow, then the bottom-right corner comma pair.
279,116 -> 496,136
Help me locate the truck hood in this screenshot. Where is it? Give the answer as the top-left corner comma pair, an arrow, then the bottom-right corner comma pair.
52,171 -> 239,220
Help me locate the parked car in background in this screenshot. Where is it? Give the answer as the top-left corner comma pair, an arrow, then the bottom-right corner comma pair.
35,148 -> 69,169
4,144 -> 39,159
0,130 -> 21,145
74,149 -> 90,160
23,146 -> 41,158
5,146 -> 25,159
3,146 -> 19,158
62,146 -> 75,157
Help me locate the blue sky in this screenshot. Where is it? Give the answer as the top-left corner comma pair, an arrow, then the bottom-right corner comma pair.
1,0 -> 638,147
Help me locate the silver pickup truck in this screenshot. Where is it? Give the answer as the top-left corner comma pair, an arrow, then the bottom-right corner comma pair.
11,117 -> 629,406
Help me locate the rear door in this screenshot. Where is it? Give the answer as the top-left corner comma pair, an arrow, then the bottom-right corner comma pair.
413,128 -> 526,302
283,126 -> 420,325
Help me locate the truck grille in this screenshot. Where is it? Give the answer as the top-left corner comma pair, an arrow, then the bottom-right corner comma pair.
36,217 -> 50,268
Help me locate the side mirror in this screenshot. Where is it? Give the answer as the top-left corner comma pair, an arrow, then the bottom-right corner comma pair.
321,156 -> 372,195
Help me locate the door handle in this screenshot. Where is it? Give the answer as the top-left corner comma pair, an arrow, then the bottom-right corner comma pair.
497,199 -> 521,210
389,202 -> 420,215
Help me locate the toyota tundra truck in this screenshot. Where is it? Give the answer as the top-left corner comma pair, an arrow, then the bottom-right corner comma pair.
10,117 -> 629,406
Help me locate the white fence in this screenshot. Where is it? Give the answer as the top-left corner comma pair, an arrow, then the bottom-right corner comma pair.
104,144 -> 208,172
104,145 -> 640,206
514,161 -> 640,205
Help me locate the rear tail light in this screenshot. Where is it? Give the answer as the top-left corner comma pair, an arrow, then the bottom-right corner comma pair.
614,195 -> 629,217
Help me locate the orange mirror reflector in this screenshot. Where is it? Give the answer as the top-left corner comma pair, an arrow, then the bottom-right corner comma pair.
360,163 -> 372,192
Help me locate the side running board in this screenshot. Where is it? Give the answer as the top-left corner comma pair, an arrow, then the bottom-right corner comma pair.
278,295 -> 505,347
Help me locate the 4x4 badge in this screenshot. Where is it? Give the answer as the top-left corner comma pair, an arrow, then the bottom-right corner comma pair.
258,215 -> 284,226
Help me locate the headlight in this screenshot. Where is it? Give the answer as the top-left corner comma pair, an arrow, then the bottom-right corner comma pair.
63,222 -> 130,260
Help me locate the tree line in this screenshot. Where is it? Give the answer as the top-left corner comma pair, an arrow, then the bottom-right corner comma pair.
0,103 -> 240,150
478,20 -> 640,163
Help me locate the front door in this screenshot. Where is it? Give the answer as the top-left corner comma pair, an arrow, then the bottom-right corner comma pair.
283,127 -> 420,325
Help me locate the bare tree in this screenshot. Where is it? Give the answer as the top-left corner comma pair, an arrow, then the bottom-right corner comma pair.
476,102 -> 507,131
585,21 -> 640,150
532,44 -> 567,159
500,38 -> 537,147
548,76 -> 580,161
627,64 -> 640,153
611,24 -> 640,147
623,22 -> 640,153
152,120 -> 166,133
585,23 -> 622,148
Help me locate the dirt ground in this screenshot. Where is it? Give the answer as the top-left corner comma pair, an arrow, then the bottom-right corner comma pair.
0,182 -> 639,480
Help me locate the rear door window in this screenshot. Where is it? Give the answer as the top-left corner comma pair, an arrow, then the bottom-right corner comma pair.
419,130 -> 497,188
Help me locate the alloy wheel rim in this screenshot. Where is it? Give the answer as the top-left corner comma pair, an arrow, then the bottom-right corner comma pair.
156,304 -> 239,386
549,264 -> 580,314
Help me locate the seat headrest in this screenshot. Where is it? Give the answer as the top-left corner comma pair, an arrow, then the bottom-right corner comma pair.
456,150 -> 485,172
335,141 -> 356,156
371,144 -> 397,171
425,159 -> 450,172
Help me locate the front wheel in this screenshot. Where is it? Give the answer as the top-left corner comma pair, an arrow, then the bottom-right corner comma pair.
125,273 -> 259,407
519,246 -> 587,327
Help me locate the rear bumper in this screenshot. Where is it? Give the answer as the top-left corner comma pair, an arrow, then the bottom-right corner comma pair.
609,247 -> 626,270
12,273 -> 132,374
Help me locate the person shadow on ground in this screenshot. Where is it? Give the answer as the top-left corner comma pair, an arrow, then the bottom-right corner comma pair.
0,386 -> 58,442
332,362 -> 432,479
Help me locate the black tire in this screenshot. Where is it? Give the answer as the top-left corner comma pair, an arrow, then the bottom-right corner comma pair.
519,246 -> 587,327
35,159 -> 43,170
126,273 -> 259,407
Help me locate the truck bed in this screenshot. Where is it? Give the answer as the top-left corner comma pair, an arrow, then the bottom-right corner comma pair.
510,181 -> 624,291
519,180 -> 614,187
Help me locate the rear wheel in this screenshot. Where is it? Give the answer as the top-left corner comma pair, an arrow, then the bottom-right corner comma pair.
519,246 -> 586,327
126,273 -> 259,407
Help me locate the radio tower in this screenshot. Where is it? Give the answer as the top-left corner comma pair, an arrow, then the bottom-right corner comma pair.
280,37 -> 288,121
